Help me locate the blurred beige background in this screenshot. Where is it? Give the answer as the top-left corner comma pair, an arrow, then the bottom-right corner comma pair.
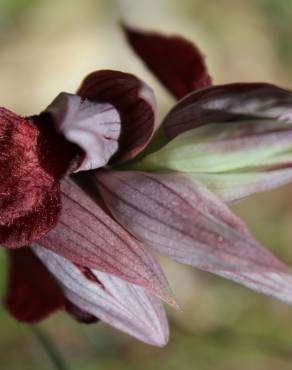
2,1 -> 292,370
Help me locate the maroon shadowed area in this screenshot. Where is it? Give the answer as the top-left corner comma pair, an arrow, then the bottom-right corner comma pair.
123,24 -> 212,99
5,248 -> 65,322
5,248 -> 98,323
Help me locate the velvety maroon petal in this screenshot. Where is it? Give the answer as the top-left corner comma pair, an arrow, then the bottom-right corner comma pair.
33,246 -> 169,346
96,170 -> 292,305
4,248 -> 64,322
33,178 -> 176,308
163,83 -> 292,139
77,70 -> 157,162
123,24 -> 212,99
0,108 -> 77,248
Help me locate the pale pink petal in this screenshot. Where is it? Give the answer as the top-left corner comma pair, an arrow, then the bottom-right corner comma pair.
33,178 -> 176,308
33,246 -> 169,347
44,92 -> 121,171
96,170 -> 292,305
78,70 -> 157,162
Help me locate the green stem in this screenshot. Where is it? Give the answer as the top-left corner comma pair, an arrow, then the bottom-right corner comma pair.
30,325 -> 69,370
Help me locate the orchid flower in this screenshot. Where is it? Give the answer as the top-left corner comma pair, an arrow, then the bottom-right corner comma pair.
2,26 -> 292,348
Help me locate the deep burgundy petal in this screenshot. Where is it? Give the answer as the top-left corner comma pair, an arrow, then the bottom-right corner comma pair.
96,170 -> 292,305
4,248 -> 65,322
77,70 -> 157,163
33,178 -> 177,307
123,24 -> 212,99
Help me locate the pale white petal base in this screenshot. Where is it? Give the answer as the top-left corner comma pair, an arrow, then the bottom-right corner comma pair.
45,92 -> 121,171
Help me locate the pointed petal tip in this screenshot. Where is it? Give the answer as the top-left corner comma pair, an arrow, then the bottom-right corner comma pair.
156,284 -> 181,311
146,327 -> 169,347
122,23 -> 212,99
32,246 -> 170,346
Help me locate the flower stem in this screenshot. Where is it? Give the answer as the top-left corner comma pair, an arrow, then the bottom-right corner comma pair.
30,325 -> 69,370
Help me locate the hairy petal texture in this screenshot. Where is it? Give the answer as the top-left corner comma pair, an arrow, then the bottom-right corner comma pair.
33,178 -> 176,307
44,93 -> 121,171
123,24 -> 212,99
4,248 -> 64,322
96,170 -> 292,305
78,70 -> 157,163
0,108 -> 76,248
33,246 -> 169,347
163,83 -> 292,139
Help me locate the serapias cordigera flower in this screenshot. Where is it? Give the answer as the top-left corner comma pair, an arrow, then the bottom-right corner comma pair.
2,25 -> 292,346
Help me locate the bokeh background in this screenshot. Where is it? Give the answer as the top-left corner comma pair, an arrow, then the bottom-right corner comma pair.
2,0 -> 292,369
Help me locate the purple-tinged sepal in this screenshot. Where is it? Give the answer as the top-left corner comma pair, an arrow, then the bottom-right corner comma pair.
95,170 -> 292,306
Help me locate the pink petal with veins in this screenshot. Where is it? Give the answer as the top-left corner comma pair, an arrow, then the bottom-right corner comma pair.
96,170 -> 292,305
33,178 -> 177,308
33,246 -> 169,347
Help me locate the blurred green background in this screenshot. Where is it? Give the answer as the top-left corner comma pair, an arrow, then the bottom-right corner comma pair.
2,0 -> 292,369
